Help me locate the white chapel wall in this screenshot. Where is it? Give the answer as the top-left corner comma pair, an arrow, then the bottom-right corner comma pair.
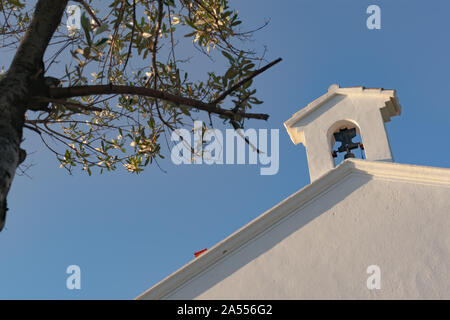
163,173 -> 450,299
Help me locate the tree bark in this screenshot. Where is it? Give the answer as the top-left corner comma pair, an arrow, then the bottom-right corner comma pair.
0,0 -> 68,231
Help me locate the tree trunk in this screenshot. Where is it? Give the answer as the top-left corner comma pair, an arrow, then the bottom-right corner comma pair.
0,0 -> 68,231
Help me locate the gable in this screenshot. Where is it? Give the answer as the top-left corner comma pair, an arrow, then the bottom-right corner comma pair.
138,160 -> 450,299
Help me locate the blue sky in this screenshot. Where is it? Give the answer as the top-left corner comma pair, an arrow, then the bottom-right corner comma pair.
1,0 -> 450,299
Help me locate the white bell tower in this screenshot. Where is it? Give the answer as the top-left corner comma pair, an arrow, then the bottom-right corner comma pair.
284,84 -> 402,182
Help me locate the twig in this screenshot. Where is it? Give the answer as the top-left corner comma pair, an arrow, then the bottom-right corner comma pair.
74,0 -> 102,27
122,0 -> 136,72
212,58 -> 282,105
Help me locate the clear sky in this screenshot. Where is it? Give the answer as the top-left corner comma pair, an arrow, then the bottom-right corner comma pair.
1,0 -> 450,299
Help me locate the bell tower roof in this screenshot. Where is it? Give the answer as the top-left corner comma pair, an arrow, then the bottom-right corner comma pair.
284,84 -> 402,182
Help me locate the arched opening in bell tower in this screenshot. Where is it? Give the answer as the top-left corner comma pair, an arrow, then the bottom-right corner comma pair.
327,120 -> 365,167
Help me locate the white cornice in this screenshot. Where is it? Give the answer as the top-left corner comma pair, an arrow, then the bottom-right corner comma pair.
284,84 -> 401,138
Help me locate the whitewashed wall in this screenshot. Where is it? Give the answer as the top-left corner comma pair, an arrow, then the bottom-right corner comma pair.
163,173 -> 450,299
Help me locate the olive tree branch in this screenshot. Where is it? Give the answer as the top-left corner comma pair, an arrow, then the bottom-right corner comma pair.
48,58 -> 282,121
49,85 -> 268,120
